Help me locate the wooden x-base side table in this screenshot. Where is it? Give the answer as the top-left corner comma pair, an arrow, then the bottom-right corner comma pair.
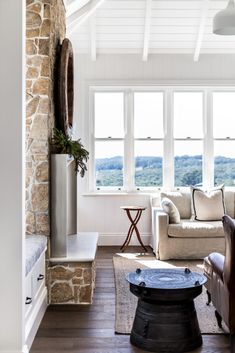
120,206 -> 147,252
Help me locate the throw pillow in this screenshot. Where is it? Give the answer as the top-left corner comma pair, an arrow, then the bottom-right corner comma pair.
161,197 -> 180,224
191,185 -> 225,221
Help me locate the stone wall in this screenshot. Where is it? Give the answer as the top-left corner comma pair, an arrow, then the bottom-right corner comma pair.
48,261 -> 96,304
26,0 -> 66,236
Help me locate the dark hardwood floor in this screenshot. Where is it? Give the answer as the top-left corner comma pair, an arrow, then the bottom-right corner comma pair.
31,246 -> 230,353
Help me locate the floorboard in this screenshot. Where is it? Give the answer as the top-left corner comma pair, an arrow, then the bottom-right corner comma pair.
30,246 -> 230,353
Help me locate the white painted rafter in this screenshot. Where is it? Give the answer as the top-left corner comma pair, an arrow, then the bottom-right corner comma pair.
142,0 -> 152,62
90,14 -> 97,61
194,0 -> 210,62
66,0 -> 89,18
67,0 -> 106,35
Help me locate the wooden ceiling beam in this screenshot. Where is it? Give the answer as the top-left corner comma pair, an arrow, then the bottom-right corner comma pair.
67,0 -> 106,35
194,0 -> 210,62
142,0 -> 152,61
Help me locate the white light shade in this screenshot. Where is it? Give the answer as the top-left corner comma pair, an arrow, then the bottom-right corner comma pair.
213,0 -> 235,35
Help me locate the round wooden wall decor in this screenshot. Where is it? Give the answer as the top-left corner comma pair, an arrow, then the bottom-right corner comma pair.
58,38 -> 74,135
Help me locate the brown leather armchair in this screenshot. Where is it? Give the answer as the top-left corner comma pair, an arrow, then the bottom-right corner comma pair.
203,214 -> 235,352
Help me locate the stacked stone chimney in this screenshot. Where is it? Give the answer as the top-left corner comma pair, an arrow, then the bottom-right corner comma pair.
26,0 -> 65,236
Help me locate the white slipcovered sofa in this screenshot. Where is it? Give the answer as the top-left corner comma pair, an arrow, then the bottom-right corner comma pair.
151,190 -> 235,260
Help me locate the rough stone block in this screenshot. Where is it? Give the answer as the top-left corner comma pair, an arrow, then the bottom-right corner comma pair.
44,4 -> 50,18
33,154 -> 48,161
41,57 -> 50,77
29,140 -> 48,154
74,286 -> 80,303
50,266 -> 74,281
36,213 -> 49,235
26,211 -> 35,227
26,96 -> 40,117
26,166 -> 33,178
79,285 -> 92,303
31,184 -> 49,212
27,3 -> 42,13
83,268 -> 92,285
26,176 -> 31,189
32,78 -> 50,95
27,11 -> 42,29
38,97 -> 49,113
41,19 -> 51,37
38,38 -> 50,55
74,268 -> 83,277
51,283 -> 74,303
26,28 -> 40,38
27,66 -> 40,79
26,80 -> 33,92
42,0 -> 53,4
36,161 -> 49,182
26,40 -> 37,55
27,55 -> 43,68
72,278 -> 83,285
30,114 -> 48,139
26,223 -> 36,235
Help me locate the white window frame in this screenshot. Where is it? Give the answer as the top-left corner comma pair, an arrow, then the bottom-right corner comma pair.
89,85 -> 235,193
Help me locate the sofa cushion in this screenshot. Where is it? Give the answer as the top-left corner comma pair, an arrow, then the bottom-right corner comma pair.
224,191 -> 234,218
160,191 -> 191,219
168,219 -> 224,238
191,186 -> 225,221
161,197 -> 180,224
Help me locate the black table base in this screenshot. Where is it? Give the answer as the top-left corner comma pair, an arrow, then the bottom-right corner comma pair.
131,298 -> 202,353
126,268 -> 207,353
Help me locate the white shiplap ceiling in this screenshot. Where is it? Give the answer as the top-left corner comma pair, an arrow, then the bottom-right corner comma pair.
65,0 -> 235,61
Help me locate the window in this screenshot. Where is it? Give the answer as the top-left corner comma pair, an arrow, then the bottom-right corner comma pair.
94,92 -> 124,189
173,92 -> 203,187
90,87 -> 235,191
213,92 -> 235,187
134,92 -> 164,188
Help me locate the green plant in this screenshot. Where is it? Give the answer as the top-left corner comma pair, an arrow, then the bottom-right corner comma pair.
51,128 -> 89,177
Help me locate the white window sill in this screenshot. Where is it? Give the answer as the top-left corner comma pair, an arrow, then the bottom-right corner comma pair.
82,192 -> 158,196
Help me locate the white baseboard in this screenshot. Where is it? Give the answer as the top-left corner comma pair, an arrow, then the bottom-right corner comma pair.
25,288 -> 48,351
0,346 -> 29,353
98,233 -> 151,246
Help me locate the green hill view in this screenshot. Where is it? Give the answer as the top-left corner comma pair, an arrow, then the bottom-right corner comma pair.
95,155 -> 235,187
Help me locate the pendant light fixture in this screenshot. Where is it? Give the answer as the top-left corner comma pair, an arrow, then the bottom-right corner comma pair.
213,0 -> 235,35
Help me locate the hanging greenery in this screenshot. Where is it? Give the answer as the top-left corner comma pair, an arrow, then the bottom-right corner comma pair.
51,128 -> 89,177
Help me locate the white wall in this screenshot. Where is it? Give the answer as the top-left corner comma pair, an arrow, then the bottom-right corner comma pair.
0,1 -> 25,352
74,53 -> 235,245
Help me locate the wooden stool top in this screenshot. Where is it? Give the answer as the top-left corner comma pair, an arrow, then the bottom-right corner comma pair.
120,206 -> 147,211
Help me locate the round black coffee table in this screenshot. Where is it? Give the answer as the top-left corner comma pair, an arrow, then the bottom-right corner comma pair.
126,268 -> 207,353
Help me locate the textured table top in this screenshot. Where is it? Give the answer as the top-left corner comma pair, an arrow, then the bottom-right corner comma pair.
126,268 -> 207,290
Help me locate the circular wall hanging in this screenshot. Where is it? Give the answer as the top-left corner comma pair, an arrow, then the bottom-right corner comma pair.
58,38 -> 74,135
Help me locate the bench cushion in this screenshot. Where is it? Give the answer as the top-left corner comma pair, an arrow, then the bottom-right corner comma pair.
25,235 -> 47,276
168,219 -> 224,238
